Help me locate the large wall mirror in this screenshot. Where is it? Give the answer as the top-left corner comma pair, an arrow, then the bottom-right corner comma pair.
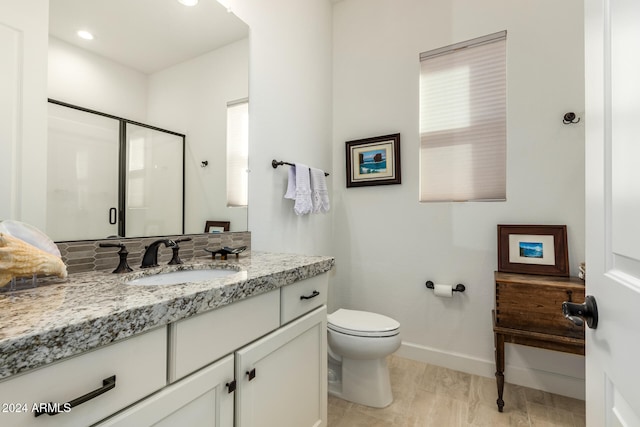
45,0 -> 249,240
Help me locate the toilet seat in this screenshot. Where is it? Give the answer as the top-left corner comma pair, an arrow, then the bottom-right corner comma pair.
328,309 -> 400,337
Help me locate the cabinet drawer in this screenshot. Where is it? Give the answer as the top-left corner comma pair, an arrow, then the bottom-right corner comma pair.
495,279 -> 585,338
0,327 -> 166,427
280,274 -> 328,324
170,290 -> 280,381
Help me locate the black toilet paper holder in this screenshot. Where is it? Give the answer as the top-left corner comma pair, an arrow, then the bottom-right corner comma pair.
425,281 -> 466,293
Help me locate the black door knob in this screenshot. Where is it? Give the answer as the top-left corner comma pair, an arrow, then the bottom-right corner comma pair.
562,295 -> 598,329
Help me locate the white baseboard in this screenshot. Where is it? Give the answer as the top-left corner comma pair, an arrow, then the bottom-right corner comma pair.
395,342 -> 585,400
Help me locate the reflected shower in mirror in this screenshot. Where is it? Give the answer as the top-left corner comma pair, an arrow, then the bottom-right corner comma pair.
39,0 -> 250,240
47,100 -> 185,241
125,123 -> 184,238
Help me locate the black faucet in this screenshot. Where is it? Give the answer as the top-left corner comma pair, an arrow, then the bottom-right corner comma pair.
168,237 -> 192,265
141,239 -> 176,268
99,243 -> 134,273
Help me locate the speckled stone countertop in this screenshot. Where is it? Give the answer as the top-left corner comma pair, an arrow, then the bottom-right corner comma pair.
0,251 -> 334,381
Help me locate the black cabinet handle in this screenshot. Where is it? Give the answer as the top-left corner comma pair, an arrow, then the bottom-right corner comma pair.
300,290 -> 320,300
246,368 -> 256,381
226,380 -> 237,393
34,375 -> 116,417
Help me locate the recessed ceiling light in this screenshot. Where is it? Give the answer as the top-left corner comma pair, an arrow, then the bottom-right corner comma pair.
77,30 -> 94,40
178,0 -> 198,6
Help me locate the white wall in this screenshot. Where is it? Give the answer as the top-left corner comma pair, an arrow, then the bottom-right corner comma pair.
48,37 -> 148,122
147,38 -> 249,234
233,0 -> 334,255
332,0 -> 586,398
0,0 -> 49,228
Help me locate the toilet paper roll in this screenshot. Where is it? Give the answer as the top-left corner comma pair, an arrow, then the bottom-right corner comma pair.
434,284 -> 453,298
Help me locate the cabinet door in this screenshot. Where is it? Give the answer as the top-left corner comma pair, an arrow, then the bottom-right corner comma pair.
97,355 -> 234,427
235,306 -> 327,427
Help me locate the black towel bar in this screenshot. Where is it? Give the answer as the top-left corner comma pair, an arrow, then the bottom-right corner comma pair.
272,159 -> 329,176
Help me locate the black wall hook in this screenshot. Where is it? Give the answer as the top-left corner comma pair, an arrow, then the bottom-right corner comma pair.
201,160 -> 209,168
563,112 -> 580,124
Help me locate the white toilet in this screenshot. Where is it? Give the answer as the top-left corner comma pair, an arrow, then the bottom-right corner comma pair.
327,309 -> 401,408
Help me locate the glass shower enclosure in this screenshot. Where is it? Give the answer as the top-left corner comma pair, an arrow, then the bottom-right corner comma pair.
47,100 -> 184,241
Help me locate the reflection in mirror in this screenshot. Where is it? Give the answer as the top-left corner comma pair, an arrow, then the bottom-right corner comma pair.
47,101 -> 185,241
43,0 -> 249,240
125,123 -> 184,238
47,102 -> 120,240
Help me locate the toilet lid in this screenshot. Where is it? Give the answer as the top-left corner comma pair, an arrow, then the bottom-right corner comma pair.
328,309 -> 400,337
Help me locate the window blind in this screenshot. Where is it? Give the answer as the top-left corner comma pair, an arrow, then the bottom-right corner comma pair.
226,99 -> 248,207
419,31 -> 506,202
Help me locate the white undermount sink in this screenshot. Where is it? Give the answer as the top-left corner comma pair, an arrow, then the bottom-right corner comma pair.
126,268 -> 239,286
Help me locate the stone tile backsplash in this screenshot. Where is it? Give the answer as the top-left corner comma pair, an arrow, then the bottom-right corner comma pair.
56,232 -> 251,274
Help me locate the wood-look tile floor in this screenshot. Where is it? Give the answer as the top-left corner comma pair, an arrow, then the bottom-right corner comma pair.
328,355 -> 585,427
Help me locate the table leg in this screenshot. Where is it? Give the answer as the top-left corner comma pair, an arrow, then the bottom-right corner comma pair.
494,332 -> 505,412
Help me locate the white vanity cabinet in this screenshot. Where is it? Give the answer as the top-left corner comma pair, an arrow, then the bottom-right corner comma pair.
163,273 -> 328,427
235,274 -> 328,427
100,288 -> 328,427
0,271 -> 329,427
235,306 -> 327,427
0,327 -> 166,427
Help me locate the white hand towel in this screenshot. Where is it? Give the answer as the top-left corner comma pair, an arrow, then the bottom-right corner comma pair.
284,166 -> 296,200
293,163 -> 312,215
310,168 -> 330,213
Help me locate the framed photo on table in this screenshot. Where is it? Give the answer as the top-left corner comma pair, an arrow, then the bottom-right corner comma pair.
497,225 -> 569,276
205,221 -> 230,233
345,133 -> 401,188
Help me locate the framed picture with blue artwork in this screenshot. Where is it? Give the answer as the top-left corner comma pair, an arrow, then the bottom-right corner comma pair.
205,221 -> 230,233
345,133 -> 401,188
497,225 -> 569,276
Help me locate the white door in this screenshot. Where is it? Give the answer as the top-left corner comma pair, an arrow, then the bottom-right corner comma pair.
585,0 -> 640,425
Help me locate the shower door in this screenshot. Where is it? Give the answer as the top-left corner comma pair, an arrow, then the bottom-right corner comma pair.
47,102 -> 120,241
125,124 -> 184,237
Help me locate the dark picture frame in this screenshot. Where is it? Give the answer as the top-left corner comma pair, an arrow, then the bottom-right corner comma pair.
205,221 -> 230,233
497,225 -> 569,276
345,133 -> 401,188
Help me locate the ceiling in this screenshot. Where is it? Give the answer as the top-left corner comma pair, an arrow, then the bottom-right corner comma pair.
49,0 -> 249,74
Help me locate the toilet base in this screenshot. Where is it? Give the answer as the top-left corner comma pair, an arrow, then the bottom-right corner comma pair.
328,357 -> 393,408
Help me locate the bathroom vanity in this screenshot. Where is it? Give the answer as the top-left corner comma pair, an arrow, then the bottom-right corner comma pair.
0,252 -> 333,426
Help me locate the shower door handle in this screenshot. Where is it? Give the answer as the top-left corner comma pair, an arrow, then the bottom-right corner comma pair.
109,208 -> 117,225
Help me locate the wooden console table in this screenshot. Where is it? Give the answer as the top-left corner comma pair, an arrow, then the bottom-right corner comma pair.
493,271 -> 585,412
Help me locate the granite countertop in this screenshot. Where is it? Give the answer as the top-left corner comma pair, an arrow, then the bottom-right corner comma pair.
0,251 -> 334,381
